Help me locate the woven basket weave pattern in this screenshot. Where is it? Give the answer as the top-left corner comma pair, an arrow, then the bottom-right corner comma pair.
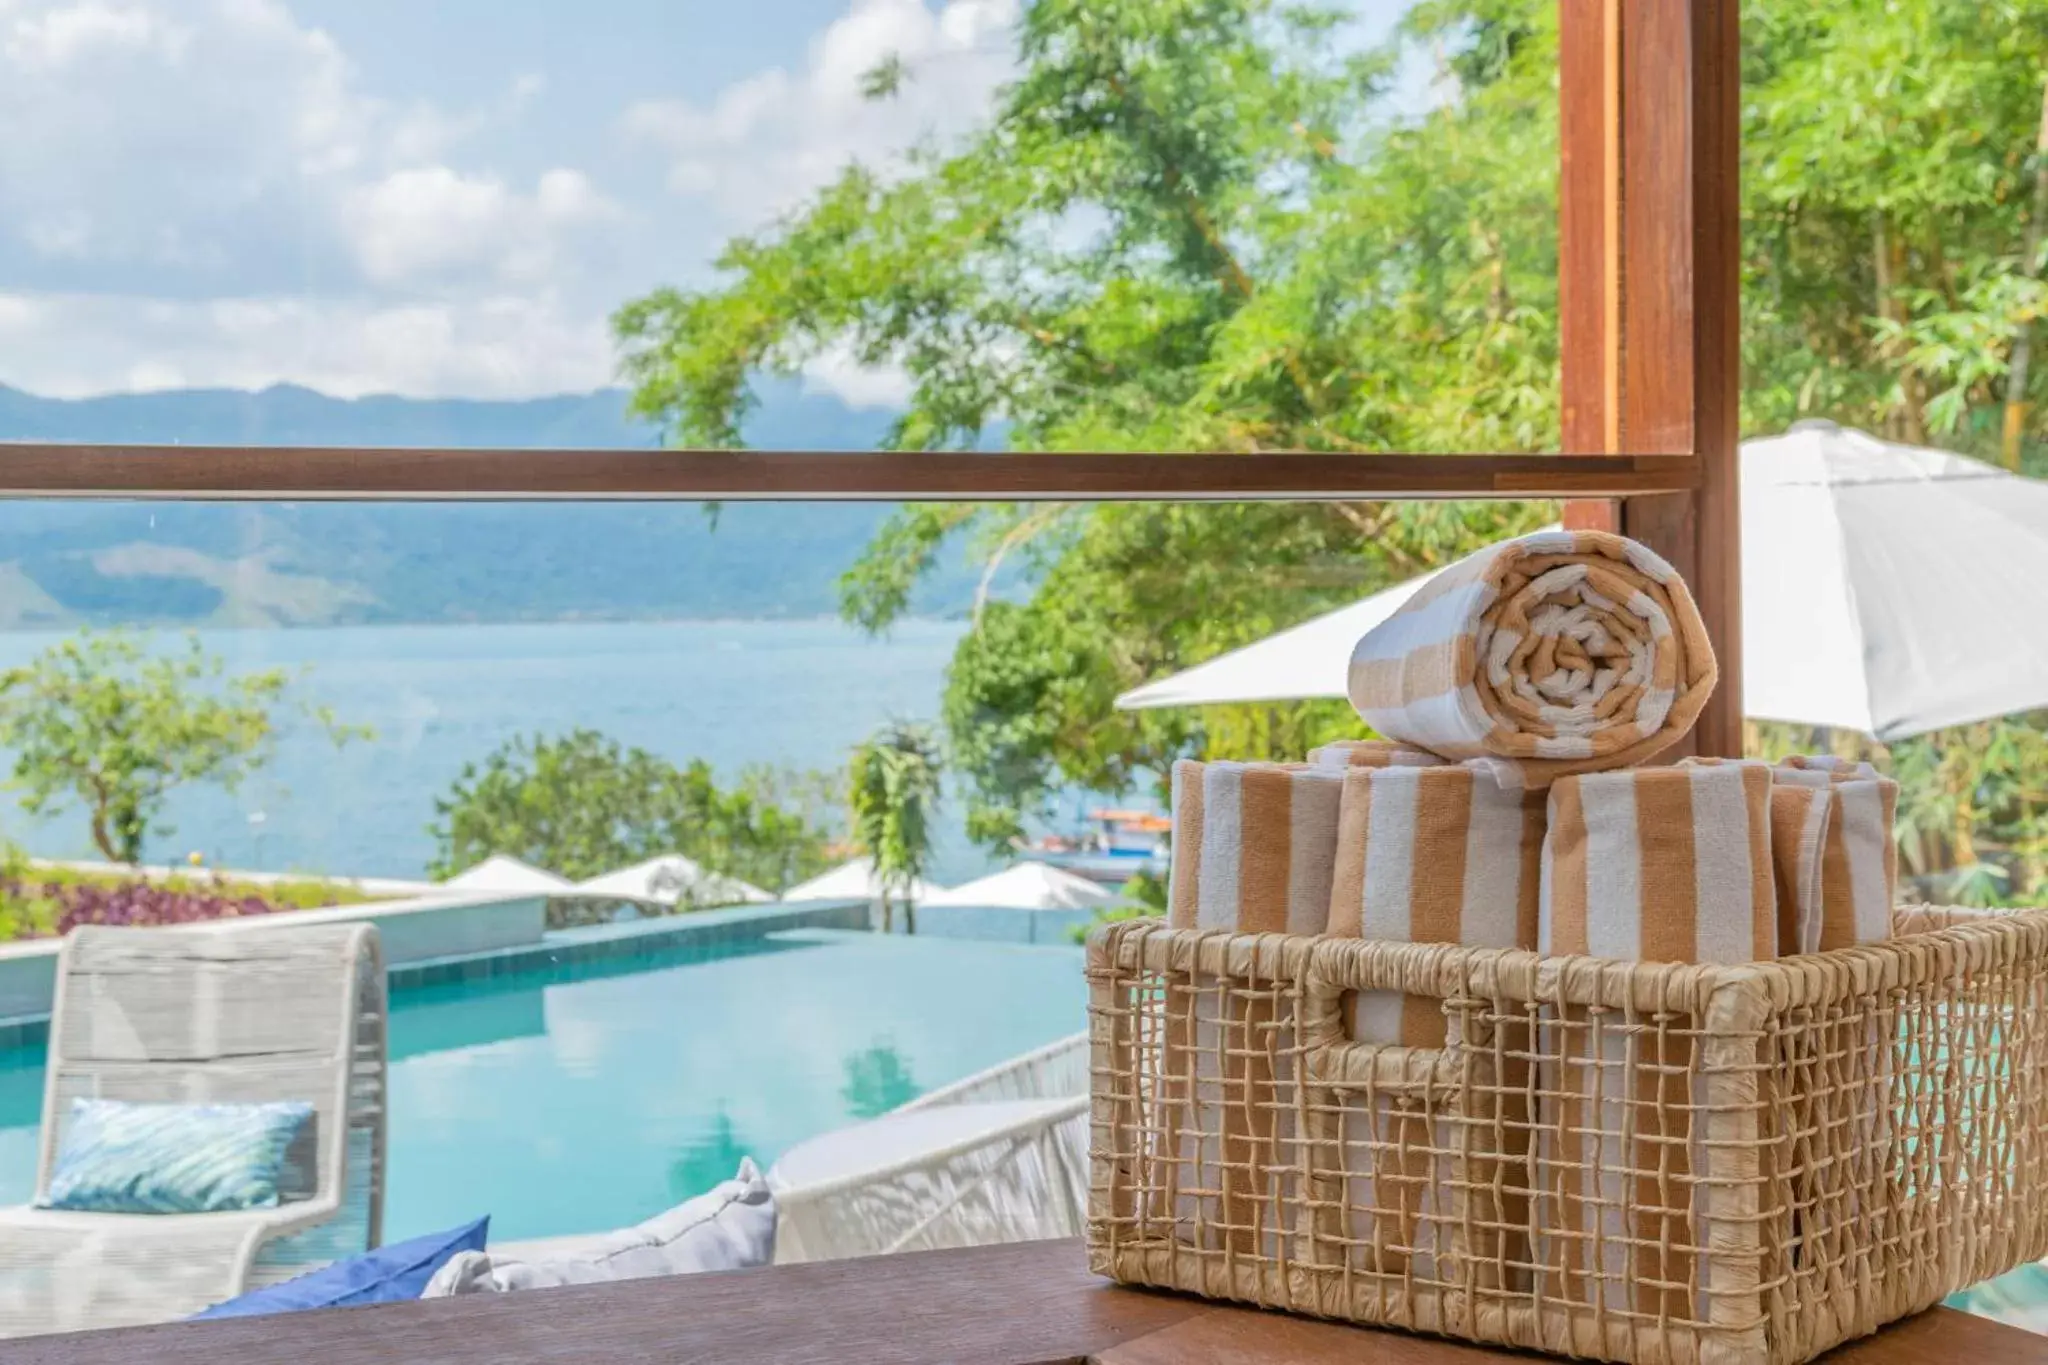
1085,907 -> 2048,1365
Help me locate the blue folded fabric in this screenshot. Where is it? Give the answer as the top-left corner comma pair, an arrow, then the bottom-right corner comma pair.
40,1099 -> 315,1215
193,1218 -> 491,1319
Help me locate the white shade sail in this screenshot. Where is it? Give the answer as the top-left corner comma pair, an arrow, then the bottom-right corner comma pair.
782,856 -> 945,904
1117,424 -> 2048,742
573,855 -> 772,908
438,854 -> 574,895
922,861 -> 1118,911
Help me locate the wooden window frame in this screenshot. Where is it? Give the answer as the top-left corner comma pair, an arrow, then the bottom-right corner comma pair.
0,0 -> 1739,752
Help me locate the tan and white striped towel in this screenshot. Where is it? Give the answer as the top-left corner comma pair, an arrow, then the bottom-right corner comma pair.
1346,530 -> 1718,790
1305,738 -> 1445,772
1163,760 -> 1345,1257
1539,762 -> 1776,962
1680,757 -> 1832,957
1167,759 -> 1345,935
1683,755 -> 1898,954
1770,757 -> 1899,1295
1328,763 -> 1546,1047
1538,762 -> 1775,1324
1322,762 -> 1545,1281
1775,757 -> 1898,951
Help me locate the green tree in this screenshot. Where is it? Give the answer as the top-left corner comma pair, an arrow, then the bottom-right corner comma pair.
429,729 -> 831,894
1743,0 -> 2048,460
0,630 -> 357,865
620,0 -> 2048,891
618,0 -> 1555,844
847,722 -> 944,934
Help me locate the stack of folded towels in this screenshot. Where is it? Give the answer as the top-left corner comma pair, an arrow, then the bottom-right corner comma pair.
1158,528 -> 1900,1304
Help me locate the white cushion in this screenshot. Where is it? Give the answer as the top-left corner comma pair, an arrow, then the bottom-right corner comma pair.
421,1158 -> 775,1296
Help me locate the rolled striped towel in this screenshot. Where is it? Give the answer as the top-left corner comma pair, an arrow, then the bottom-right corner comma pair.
1538,762 -> 1775,1324
1323,762 -> 1545,1281
1346,529 -> 1718,790
1163,760 -> 1345,1257
1305,738 -> 1444,772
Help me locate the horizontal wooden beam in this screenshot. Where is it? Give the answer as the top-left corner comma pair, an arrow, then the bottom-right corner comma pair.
0,445 -> 1700,502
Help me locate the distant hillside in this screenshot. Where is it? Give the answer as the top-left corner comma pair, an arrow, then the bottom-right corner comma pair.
0,382 -> 983,626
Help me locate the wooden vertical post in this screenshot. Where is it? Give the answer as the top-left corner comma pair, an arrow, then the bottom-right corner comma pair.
1560,0 -> 1742,759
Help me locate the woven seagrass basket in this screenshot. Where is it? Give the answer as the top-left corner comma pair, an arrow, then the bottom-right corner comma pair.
1085,906 -> 2048,1365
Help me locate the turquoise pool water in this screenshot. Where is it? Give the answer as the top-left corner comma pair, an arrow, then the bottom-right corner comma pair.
0,929 -> 1087,1242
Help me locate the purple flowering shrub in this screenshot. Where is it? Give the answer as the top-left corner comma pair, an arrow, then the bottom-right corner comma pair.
0,875 -> 290,939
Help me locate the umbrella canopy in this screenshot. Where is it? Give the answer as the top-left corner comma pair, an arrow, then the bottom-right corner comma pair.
1738,421 -> 2048,738
574,855 -> 772,908
922,861 -> 1119,911
1117,423 -> 2048,742
782,856 -> 946,903
438,854 -> 574,895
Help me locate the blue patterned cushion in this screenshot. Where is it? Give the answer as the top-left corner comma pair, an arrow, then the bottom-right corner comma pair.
40,1098 -> 316,1214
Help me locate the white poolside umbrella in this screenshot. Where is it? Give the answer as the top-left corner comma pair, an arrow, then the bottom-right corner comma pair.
1738,421 -> 2048,738
438,854 -> 574,895
1116,422 -> 2048,742
922,861 -> 1119,912
574,855 -> 773,908
783,856 -> 946,904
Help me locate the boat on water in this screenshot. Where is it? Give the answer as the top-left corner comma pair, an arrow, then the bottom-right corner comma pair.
1023,808 -> 1169,885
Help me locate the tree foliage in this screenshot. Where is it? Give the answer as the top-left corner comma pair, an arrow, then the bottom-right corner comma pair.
0,631 -> 355,865
847,722 -> 944,933
621,0 -> 2048,883
429,729 -> 832,894
619,0 -> 1555,844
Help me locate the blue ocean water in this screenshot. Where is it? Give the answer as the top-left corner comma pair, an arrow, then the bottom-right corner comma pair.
0,618 -> 1000,886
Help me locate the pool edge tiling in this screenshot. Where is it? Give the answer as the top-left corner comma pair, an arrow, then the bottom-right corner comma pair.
386,898 -> 874,990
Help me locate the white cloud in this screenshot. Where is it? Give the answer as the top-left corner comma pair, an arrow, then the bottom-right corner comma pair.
0,0 -> 630,398
2,0 -> 182,71
0,0 -> 1027,403
342,166 -> 619,287
0,288 -> 613,398
624,0 -> 1017,230
801,345 -> 916,411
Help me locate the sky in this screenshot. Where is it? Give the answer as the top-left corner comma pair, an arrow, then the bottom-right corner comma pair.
0,0 -> 1418,404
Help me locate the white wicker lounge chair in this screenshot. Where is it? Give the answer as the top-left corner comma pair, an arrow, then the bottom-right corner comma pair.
768,1033 -> 1088,1263
0,923 -> 387,1338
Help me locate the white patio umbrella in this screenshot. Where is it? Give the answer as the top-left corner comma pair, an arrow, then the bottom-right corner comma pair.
437,854 -> 574,895
922,861 -> 1119,911
574,855 -> 773,908
782,856 -> 946,904
1118,423 -> 2048,743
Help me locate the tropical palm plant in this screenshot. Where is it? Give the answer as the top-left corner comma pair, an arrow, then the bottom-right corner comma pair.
848,723 -> 944,934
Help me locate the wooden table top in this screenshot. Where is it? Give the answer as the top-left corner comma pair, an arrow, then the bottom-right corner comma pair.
12,1239 -> 2043,1364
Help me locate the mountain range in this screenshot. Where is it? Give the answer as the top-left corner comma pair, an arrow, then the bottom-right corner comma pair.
0,382 -> 983,627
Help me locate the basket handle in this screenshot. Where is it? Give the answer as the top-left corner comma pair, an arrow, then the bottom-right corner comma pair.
1302,1035 -> 1464,1101
1299,936 -> 1466,1102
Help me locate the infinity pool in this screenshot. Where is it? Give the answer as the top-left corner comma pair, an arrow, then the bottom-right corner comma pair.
0,929 -> 1087,1242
